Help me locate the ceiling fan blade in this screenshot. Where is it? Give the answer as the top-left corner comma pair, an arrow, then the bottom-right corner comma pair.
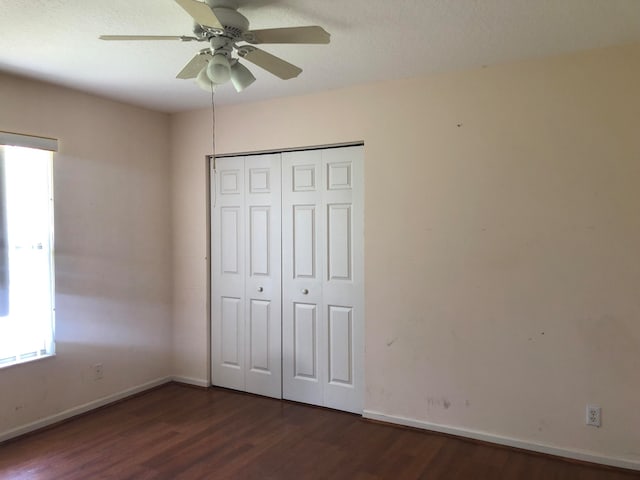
174,0 -> 223,30
245,26 -> 330,45
177,52 -> 212,79
237,46 -> 302,80
100,35 -> 197,41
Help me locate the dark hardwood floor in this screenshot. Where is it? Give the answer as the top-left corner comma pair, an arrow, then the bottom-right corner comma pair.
0,383 -> 637,479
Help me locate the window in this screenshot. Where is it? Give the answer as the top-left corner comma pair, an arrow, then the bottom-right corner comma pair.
0,132 -> 56,367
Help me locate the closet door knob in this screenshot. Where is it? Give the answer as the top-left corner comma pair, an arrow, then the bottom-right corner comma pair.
301,289 -> 309,295
257,287 -> 264,292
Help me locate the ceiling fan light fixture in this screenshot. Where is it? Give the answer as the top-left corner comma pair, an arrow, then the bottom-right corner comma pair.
207,53 -> 231,85
230,61 -> 256,92
196,66 -> 216,91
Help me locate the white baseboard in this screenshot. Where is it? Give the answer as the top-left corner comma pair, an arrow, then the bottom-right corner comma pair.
363,410 -> 640,472
170,376 -> 211,388
0,376 -> 172,444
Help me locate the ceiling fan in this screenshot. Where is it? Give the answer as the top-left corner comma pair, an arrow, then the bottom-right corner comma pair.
100,0 -> 330,93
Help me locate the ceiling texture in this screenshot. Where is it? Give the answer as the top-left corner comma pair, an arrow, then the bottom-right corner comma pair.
1,0 -> 640,112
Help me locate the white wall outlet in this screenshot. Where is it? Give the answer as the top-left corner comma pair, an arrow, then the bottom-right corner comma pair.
93,363 -> 104,381
586,405 -> 601,427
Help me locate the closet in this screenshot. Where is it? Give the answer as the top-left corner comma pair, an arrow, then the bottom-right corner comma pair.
211,145 -> 363,414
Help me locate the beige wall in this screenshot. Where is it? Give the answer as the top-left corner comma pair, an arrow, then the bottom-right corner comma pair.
171,44 -> 640,464
0,73 -> 173,435
1,42 -> 638,466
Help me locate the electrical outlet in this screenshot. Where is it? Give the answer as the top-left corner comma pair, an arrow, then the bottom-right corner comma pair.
93,363 -> 104,381
586,405 -> 601,427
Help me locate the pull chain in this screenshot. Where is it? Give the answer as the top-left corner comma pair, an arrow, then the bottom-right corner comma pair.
211,83 -> 217,208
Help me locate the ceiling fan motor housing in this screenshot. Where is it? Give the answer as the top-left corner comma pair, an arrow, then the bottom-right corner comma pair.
211,7 -> 249,39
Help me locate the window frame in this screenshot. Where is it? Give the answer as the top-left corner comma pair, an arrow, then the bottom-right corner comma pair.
0,131 -> 57,368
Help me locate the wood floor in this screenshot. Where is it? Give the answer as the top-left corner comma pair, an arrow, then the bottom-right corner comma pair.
0,384 -> 637,480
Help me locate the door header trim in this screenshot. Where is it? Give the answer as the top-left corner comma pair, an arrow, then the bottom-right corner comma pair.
210,141 -> 364,160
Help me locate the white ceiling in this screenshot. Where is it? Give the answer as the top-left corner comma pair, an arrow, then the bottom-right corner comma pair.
1,0 -> 640,113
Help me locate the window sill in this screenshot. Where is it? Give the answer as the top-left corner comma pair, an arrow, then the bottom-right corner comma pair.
0,353 -> 56,370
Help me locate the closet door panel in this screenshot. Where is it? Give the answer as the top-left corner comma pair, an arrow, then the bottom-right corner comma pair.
248,299 -> 271,372
221,297 -> 242,367
282,150 -> 325,406
212,157 -> 246,391
293,302 -> 318,380
244,154 -> 282,399
328,305 -> 353,385
327,203 -> 352,281
293,205 -> 316,279
322,146 -> 364,414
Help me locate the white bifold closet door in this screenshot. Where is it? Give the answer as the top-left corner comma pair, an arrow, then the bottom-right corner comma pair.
211,153 -> 282,399
282,146 -> 364,414
211,145 -> 363,414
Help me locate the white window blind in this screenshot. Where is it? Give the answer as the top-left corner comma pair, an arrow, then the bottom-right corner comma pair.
0,131 -> 58,152
0,131 -> 56,367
